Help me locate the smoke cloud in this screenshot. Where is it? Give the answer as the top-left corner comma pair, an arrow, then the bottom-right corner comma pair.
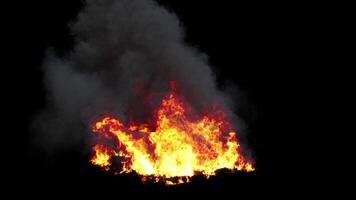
33,0 -> 247,154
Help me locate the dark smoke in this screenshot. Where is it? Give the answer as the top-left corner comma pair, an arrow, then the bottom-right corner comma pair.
33,0 -> 248,155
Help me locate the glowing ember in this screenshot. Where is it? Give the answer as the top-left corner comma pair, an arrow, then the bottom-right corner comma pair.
90,83 -> 254,185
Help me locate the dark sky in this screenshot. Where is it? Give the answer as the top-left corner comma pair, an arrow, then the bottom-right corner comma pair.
5,0 -> 326,195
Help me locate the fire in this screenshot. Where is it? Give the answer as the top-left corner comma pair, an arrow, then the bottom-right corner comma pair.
90,144 -> 112,170
90,83 -> 254,184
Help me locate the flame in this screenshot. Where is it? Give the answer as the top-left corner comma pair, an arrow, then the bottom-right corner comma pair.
90,84 -> 254,184
90,144 -> 112,170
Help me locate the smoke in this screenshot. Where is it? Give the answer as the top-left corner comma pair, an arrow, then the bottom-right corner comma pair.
33,0 -> 247,154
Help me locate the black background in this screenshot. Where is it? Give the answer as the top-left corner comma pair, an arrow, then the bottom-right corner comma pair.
5,0 -> 330,195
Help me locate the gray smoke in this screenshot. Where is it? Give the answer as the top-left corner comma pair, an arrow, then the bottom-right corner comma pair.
33,0 -> 247,153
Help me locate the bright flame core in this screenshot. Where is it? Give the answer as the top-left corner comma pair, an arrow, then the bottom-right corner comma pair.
90,88 -> 254,184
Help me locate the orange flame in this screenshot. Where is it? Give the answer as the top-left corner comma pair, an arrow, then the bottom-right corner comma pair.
90,86 -> 254,184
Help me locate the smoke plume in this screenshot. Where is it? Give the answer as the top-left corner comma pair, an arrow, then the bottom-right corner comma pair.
34,0 -> 247,154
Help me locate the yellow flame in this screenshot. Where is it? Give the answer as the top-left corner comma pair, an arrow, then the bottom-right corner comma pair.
90,92 -> 254,185
90,145 -> 111,170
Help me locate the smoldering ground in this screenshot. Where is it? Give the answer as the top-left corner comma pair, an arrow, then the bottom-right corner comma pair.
32,0 -> 252,160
